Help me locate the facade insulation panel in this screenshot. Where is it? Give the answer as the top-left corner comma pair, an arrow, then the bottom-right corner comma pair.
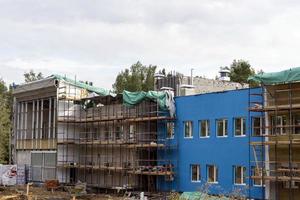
159,88 -> 263,199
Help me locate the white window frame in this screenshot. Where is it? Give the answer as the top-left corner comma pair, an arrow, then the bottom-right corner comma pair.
252,117 -> 263,136
272,115 -> 287,135
216,119 -> 228,137
252,166 -> 263,187
234,165 -> 246,185
184,121 -> 193,138
199,120 -> 210,138
207,165 -> 218,183
191,164 -> 200,182
129,124 -> 135,141
166,122 -> 175,139
234,117 -> 246,137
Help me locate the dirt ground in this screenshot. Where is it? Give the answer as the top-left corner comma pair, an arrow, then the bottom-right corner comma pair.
0,185 -> 125,200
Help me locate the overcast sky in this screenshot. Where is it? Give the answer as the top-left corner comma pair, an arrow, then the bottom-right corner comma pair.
1,0 -> 300,89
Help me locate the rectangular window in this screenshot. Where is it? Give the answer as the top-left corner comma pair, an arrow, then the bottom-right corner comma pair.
293,114 -> 300,134
272,115 -> 287,135
129,124 -> 135,141
191,164 -> 200,182
184,121 -> 193,138
200,120 -> 210,137
31,152 -> 56,182
207,165 -> 218,183
216,119 -> 228,137
252,166 -> 263,186
115,125 -> 123,140
253,117 -> 263,136
104,126 -> 109,140
167,122 -> 175,139
234,118 -> 246,136
234,166 -> 246,185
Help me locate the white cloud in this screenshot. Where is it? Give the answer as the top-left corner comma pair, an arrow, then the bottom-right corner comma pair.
1,0 -> 300,88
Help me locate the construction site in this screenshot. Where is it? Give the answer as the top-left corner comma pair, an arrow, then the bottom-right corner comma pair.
5,67 -> 300,200
249,70 -> 300,200
10,74 -> 179,199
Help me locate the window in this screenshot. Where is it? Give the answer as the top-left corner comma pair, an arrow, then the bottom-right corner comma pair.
234,166 -> 246,185
115,125 -> 123,140
200,120 -> 210,137
216,119 -> 228,137
272,115 -> 287,135
184,121 -> 193,138
167,122 -> 175,139
207,165 -> 218,183
293,114 -> 300,134
129,124 -> 136,141
191,164 -> 200,182
31,152 -> 56,182
104,126 -> 109,140
253,117 -> 263,136
252,166 -> 263,186
284,181 -> 299,189
234,118 -> 246,136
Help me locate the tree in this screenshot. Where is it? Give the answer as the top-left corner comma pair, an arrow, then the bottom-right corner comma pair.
24,70 -> 44,82
229,59 -> 255,84
0,79 -> 11,164
112,61 -> 157,93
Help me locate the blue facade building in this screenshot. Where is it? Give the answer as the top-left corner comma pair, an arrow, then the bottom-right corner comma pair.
159,87 -> 264,199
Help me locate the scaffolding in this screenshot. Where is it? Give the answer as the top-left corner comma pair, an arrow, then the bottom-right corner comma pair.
249,83 -> 300,200
56,82 -> 176,195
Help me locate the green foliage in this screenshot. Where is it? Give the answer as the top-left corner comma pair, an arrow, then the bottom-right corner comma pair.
24,70 -> 44,83
112,61 -> 157,93
0,79 -> 11,164
229,59 -> 256,86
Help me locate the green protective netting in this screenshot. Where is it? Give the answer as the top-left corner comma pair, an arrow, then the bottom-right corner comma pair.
248,67 -> 300,85
179,192 -> 230,200
51,74 -> 116,97
122,90 -> 167,110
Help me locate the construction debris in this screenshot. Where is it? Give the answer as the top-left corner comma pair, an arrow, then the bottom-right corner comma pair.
0,185 -> 125,200
44,180 -> 59,192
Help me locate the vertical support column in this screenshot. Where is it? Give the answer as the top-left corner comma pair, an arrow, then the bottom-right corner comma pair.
22,102 -> 25,149
40,99 -> 44,149
288,83 -> 293,199
48,97 -> 52,148
20,102 -> 24,149
36,100 -> 39,149
53,98 -> 57,146
32,100 -> 35,149
264,88 -> 270,200
24,102 -> 28,149
16,102 -> 20,150
20,103 -> 24,149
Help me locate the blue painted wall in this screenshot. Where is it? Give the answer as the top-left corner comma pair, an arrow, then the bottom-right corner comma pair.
158,88 -> 264,199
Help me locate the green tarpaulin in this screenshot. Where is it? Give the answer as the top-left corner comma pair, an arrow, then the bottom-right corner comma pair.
51,74 -> 116,97
248,67 -> 300,85
122,90 -> 167,110
50,75 -> 172,110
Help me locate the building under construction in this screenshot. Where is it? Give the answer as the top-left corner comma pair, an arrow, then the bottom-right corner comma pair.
12,75 -> 176,195
13,67 -> 300,199
249,68 -> 300,200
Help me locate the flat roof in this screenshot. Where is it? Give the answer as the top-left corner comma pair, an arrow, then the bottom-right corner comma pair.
175,86 -> 261,99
